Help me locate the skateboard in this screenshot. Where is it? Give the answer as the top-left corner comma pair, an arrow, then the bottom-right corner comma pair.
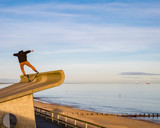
26,73 -> 38,82
30,73 -> 38,82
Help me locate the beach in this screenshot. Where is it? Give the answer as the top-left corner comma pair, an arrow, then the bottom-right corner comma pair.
34,100 -> 160,128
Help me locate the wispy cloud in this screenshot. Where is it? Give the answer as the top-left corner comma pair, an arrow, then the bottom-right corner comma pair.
37,48 -> 95,54
1,2 -> 160,21
1,2 -> 160,54
0,2 -> 160,16
0,22 -> 160,53
120,72 -> 160,76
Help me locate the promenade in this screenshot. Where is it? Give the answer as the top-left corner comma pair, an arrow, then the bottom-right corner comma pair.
36,115 -> 65,128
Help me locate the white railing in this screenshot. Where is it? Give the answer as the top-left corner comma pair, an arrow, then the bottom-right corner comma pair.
34,106 -> 106,128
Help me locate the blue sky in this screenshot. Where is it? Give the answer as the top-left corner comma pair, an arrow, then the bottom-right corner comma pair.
0,0 -> 160,83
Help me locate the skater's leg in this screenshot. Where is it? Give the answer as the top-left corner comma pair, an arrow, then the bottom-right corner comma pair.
20,62 -> 30,81
20,62 -> 26,76
25,61 -> 38,73
25,61 -> 36,71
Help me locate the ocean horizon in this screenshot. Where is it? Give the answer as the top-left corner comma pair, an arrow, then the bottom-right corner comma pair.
34,83 -> 160,123
1,83 -> 160,123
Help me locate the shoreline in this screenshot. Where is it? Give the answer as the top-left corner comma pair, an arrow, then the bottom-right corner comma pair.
34,100 -> 160,128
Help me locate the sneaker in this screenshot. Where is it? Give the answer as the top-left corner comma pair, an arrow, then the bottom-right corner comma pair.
24,75 -> 27,78
24,74 -> 29,79
35,70 -> 39,75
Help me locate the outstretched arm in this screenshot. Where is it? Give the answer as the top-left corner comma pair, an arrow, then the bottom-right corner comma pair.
13,53 -> 18,56
25,50 -> 34,54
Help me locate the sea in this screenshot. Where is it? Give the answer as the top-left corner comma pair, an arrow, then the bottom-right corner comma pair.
0,83 -> 160,123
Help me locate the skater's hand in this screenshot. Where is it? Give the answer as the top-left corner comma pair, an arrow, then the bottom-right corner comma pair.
31,50 -> 34,52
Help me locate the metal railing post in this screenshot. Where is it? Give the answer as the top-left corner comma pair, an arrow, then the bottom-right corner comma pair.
65,117 -> 68,127
51,112 -> 54,122
57,114 -> 60,124
85,123 -> 87,128
74,120 -> 77,128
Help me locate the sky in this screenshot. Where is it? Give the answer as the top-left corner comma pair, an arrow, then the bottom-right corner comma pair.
0,0 -> 160,83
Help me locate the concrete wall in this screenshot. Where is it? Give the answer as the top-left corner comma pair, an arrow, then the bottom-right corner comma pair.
0,94 -> 36,128
0,70 -> 65,128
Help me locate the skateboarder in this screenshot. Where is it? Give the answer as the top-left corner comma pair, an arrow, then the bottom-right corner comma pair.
13,50 -> 39,78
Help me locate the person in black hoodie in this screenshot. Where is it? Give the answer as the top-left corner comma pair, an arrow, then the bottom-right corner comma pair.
13,50 -> 39,78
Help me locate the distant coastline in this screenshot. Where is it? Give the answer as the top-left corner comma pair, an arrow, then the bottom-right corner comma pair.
0,83 -> 13,84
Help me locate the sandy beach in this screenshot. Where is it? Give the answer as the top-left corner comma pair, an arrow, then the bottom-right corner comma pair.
34,100 -> 160,128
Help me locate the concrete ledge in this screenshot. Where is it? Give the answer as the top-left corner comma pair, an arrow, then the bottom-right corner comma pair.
0,70 -> 65,103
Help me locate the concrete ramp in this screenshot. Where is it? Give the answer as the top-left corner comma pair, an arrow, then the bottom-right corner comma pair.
0,70 -> 65,128
0,70 -> 65,103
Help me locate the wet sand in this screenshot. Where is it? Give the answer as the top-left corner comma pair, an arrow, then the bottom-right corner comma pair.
34,100 -> 160,128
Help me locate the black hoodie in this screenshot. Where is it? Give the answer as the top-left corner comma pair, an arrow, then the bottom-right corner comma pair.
13,50 -> 31,63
